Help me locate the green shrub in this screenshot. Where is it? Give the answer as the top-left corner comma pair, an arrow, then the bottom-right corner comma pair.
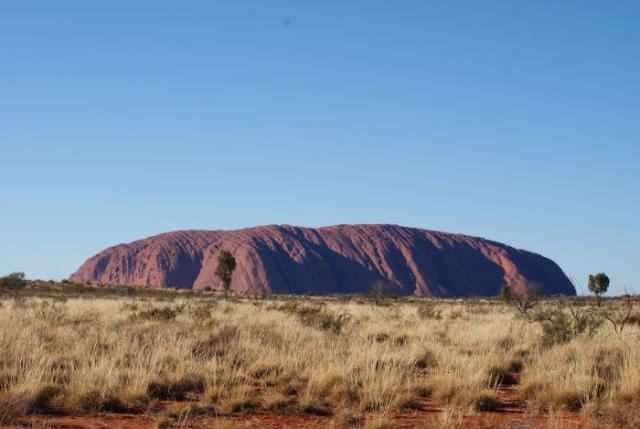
132,305 -> 184,321
0,273 -> 26,289
534,309 -> 573,346
294,306 -> 349,334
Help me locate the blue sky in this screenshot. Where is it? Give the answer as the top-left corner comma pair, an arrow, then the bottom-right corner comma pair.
1,1 -> 638,295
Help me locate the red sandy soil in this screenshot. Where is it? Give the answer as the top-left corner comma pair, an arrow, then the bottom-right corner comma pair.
18,410 -> 585,429
18,383 -> 586,429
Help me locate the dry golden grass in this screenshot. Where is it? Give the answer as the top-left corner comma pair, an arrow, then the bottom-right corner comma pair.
0,285 -> 638,427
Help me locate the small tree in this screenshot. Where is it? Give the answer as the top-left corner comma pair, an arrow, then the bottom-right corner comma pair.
500,284 -> 512,303
215,250 -> 236,300
370,281 -> 397,305
588,273 -> 610,306
510,283 -> 541,319
603,294 -> 635,336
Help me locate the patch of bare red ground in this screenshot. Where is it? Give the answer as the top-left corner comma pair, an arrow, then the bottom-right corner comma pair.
16,374 -> 586,429
19,404 -> 585,429
18,412 -> 586,429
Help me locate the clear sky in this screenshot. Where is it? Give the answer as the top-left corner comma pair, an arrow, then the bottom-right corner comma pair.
1,1 -> 638,295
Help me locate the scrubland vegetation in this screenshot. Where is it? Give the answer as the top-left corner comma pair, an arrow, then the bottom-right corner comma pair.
0,281 -> 639,428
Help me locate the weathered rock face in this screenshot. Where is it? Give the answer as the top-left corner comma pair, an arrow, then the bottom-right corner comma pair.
69,224 -> 575,296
